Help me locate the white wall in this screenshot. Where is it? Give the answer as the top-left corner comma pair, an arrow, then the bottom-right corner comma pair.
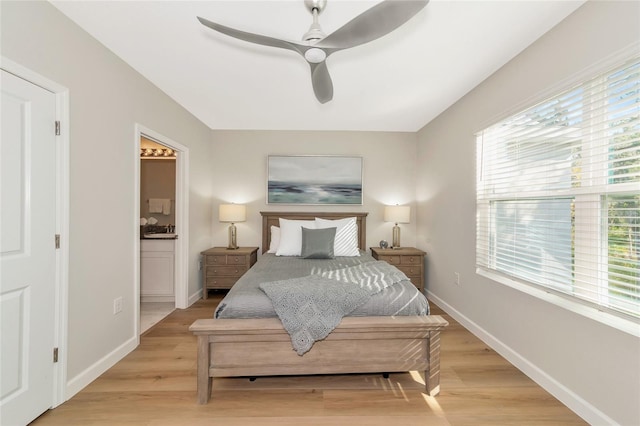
1,0 -> 213,397
415,2 -> 640,425
210,130 -> 418,252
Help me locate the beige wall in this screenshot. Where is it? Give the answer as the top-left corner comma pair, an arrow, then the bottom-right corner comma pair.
209,130 -> 418,252
416,2 -> 640,425
140,159 -> 176,226
1,0 -> 213,394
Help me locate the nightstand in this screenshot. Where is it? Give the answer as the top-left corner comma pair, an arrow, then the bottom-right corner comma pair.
201,247 -> 258,299
370,247 -> 426,291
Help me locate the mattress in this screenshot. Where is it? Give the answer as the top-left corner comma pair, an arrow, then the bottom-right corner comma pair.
215,251 -> 429,319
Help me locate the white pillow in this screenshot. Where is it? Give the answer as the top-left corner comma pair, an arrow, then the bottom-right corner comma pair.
275,219 -> 316,256
267,226 -> 280,253
315,217 -> 360,257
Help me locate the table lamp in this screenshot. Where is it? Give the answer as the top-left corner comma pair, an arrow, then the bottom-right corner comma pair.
219,204 -> 246,249
384,205 -> 410,249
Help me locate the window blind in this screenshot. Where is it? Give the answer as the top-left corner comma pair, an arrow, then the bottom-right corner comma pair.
476,56 -> 639,318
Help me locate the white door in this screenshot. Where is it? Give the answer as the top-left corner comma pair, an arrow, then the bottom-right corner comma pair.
1,70 -> 57,425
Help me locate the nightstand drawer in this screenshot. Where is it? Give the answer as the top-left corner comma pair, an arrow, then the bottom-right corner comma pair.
226,255 -> 247,265
406,276 -> 422,287
205,255 -> 227,265
207,265 -> 245,277
397,265 -> 421,277
206,276 -> 238,288
401,255 -> 422,265
376,255 -> 401,265
206,254 -> 248,265
206,255 -> 227,265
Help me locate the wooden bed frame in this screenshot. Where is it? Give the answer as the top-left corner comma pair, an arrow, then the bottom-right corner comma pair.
189,211 -> 448,404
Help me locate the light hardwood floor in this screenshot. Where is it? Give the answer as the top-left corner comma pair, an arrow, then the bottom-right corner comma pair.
33,294 -> 586,425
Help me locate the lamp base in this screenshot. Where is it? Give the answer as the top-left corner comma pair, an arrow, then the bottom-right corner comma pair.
227,223 -> 239,250
392,224 -> 401,249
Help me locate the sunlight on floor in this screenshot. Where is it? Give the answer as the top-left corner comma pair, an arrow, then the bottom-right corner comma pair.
410,370 -> 446,418
140,302 -> 174,333
409,370 -> 425,386
422,393 -> 446,418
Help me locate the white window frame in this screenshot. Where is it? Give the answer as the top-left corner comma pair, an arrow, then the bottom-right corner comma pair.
475,49 -> 640,337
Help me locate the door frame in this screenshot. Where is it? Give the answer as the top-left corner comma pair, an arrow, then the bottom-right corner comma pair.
134,125 -> 189,337
1,56 -> 70,407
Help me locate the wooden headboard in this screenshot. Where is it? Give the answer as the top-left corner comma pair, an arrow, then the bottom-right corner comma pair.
260,211 -> 368,254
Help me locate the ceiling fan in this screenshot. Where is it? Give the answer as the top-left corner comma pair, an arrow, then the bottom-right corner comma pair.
197,0 -> 429,104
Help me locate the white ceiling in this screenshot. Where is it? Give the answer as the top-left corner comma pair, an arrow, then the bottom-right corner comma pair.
50,0 -> 584,132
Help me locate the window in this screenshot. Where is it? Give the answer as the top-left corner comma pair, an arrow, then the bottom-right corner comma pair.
476,56 -> 639,319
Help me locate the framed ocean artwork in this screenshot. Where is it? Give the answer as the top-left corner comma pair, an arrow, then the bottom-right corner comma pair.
267,155 -> 363,205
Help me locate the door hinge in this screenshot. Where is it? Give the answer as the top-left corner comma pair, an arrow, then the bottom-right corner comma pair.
53,347 -> 59,363
55,121 -> 61,136
55,234 -> 60,249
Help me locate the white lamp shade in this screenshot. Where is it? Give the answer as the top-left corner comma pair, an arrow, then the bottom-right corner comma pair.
384,205 -> 410,224
219,204 -> 246,223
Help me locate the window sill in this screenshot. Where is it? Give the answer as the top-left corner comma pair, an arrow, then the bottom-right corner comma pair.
476,268 -> 640,338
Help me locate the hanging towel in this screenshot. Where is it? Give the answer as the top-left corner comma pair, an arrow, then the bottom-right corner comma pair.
161,199 -> 171,215
149,198 -> 166,214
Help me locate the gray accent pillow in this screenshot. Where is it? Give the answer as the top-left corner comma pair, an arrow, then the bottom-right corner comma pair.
301,227 -> 336,259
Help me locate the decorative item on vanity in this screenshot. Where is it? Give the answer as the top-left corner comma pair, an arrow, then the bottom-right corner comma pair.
219,204 -> 246,250
197,0 -> 429,104
379,240 -> 389,249
384,205 -> 410,249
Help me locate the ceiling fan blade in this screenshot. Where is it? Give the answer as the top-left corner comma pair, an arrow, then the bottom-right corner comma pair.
310,61 -> 333,104
197,16 -> 304,55
315,0 -> 428,50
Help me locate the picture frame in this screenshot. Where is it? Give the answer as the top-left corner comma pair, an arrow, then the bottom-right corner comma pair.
267,155 -> 363,205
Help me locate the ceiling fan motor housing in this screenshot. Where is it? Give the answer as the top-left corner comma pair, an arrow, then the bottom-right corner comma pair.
303,0 -> 327,42
304,0 -> 327,14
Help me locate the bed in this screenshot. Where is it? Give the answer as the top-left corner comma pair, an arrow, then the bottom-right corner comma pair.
189,211 -> 448,404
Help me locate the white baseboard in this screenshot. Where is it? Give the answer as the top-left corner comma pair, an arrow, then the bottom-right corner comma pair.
65,335 -> 138,401
427,291 -> 617,426
188,289 -> 202,307
141,295 -> 175,303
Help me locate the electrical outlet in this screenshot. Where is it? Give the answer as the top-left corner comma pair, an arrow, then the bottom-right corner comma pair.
198,260 -> 203,271
113,297 -> 123,314
454,272 -> 460,285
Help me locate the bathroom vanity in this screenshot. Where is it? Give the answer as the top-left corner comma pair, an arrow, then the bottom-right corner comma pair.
140,239 -> 175,302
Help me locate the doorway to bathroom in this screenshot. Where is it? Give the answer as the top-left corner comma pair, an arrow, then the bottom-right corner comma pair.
135,125 -> 189,336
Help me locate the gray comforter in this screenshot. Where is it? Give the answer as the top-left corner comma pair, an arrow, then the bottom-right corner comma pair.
215,251 -> 429,320
260,260 -> 413,355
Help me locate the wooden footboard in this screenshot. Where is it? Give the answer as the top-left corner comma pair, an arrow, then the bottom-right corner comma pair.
189,315 -> 448,404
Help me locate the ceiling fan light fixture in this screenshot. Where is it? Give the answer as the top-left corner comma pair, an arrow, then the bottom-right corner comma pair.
304,48 -> 327,63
